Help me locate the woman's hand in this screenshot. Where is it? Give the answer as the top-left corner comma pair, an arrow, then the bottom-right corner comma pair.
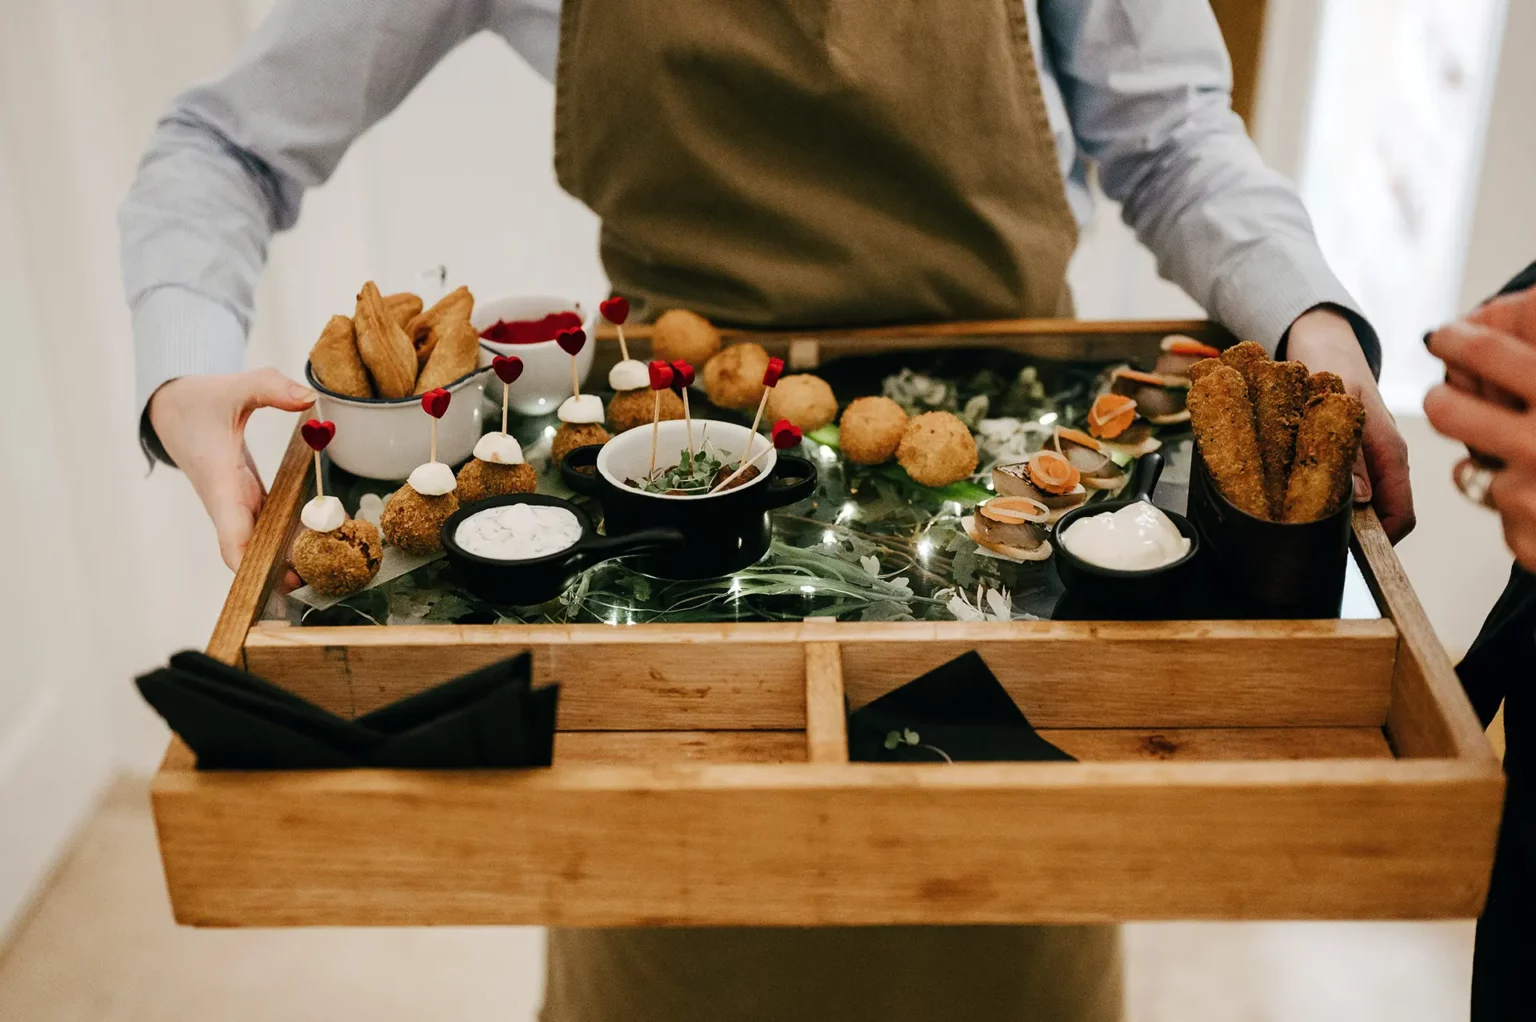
1425,289 -> 1536,570
1285,307 -> 1416,542
149,369 -> 315,581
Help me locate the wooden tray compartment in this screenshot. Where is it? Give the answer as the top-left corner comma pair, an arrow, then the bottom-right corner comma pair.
151,320 -> 1502,928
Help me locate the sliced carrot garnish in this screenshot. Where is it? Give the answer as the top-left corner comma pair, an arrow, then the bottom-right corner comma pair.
1161,335 -> 1221,358
1085,395 -> 1136,440
980,496 -> 1050,525
1026,450 -> 1081,495
1112,367 -> 1168,387
1055,426 -> 1102,450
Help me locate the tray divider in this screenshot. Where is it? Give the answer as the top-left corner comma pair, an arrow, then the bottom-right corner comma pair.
804,642 -> 849,763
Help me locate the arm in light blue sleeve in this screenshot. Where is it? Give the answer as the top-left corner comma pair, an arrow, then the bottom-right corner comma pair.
119,0 -> 544,418
1039,0 -> 1379,369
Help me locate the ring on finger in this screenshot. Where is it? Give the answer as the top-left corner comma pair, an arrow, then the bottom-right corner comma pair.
1453,457 -> 1498,509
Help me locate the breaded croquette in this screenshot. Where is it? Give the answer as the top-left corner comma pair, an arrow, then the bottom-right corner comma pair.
1252,360 -> 1308,517
703,343 -> 771,409
293,519 -> 383,597
896,411 -> 978,487
839,396 -> 908,465
608,387 -> 684,433
767,374 -> 838,432
1283,392 -> 1365,523
1187,365 -> 1269,519
456,459 -> 538,504
1306,371 -> 1346,400
551,422 -> 610,465
381,485 -> 459,555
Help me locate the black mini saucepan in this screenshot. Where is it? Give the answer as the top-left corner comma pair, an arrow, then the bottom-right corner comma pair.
561,418 -> 817,580
441,493 -> 684,606
1051,451 -> 1200,607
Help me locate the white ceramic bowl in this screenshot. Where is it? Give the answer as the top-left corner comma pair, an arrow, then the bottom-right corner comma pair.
474,294 -> 596,416
596,419 -> 776,499
306,363 -> 492,481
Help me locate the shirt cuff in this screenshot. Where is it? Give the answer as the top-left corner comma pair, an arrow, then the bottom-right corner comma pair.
134,287 -> 247,467
1211,244 -> 1382,378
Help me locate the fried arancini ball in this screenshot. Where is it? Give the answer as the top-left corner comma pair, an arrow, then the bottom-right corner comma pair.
607,386 -> 684,433
455,460 -> 538,504
838,396 -> 908,465
703,342 -> 771,409
651,309 -> 722,365
896,411 -> 978,487
551,422 -> 611,465
766,374 -> 837,432
381,484 -> 459,555
292,519 -> 382,597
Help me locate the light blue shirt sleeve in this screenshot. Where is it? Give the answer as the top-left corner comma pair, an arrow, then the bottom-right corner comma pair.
1037,0 -> 1376,364
119,0 -> 560,419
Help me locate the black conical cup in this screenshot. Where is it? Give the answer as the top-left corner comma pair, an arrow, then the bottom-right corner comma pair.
1186,448 -> 1352,619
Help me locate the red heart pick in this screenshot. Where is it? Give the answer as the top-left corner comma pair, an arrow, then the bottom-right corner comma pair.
556,327 -> 587,356
648,360 -> 674,391
301,419 -> 335,452
669,360 -> 695,390
421,388 -> 451,418
762,356 -> 786,388
492,354 -> 524,384
599,296 -> 630,326
771,418 -> 802,450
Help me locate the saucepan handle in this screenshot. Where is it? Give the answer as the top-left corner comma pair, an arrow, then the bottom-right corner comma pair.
1127,450 -> 1165,503
560,444 -> 604,497
563,526 -> 686,574
758,454 -> 818,510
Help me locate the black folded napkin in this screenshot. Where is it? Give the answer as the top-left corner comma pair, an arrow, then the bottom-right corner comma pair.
137,650 -> 557,770
847,651 -> 1073,763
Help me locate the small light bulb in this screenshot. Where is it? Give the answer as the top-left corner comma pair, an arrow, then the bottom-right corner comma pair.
544,425 -> 556,438
800,584 -> 815,594
917,538 -> 933,560
837,501 -> 857,523
822,529 -> 836,545
1038,411 -> 1058,426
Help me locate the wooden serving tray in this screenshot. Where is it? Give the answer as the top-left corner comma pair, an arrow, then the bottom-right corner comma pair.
151,319 -> 1503,928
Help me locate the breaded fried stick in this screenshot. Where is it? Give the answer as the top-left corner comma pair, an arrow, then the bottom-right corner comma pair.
1252,360 -> 1308,517
1186,357 -> 1223,384
1187,365 -> 1269,519
1283,392 -> 1365,523
1306,371 -> 1345,400
1220,340 -> 1269,405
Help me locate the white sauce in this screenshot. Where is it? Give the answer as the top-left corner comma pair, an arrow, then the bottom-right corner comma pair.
455,503 -> 583,561
300,495 -> 346,533
1060,500 -> 1190,571
608,359 -> 649,392
408,461 -> 456,496
558,394 -> 604,424
473,431 -> 524,465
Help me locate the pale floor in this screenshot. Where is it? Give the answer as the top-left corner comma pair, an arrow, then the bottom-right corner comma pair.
0,779 -> 1477,1022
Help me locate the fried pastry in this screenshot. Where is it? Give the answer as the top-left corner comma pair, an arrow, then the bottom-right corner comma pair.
1306,371 -> 1346,400
354,281 -> 418,399
1283,392 -> 1365,523
415,317 -> 481,393
309,315 -> 371,398
1251,360 -> 1308,517
1187,365 -> 1268,519
1186,357 -> 1223,384
383,292 -> 423,333
407,286 -> 474,365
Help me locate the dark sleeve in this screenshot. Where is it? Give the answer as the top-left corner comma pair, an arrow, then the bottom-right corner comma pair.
1497,261 -> 1536,298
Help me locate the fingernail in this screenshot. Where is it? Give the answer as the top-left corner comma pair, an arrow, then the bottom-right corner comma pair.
1422,331 -> 1434,348
1354,475 -> 1372,502
292,386 -> 316,403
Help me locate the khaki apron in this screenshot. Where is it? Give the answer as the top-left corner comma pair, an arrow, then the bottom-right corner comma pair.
547,2 -> 1114,1019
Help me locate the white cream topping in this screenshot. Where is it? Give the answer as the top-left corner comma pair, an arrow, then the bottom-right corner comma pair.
558,393 -> 605,424
407,461 -> 456,496
473,432 -> 525,465
1060,500 -> 1189,572
455,503 -> 583,561
608,359 -> 649,392
300,495 -> 346,533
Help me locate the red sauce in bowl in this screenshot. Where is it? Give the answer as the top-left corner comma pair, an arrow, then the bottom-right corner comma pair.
480,311 -> 583,345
